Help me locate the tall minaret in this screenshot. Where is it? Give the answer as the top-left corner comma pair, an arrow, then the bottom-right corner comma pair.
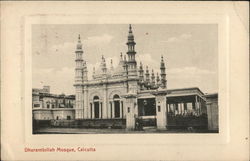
126,24 -> 137,77
138,62 -> 144,89
101,55 -> 107,74
83,60 -> 88,82
110,59 -> 114,71
156,72 -> 161,87
145,66 -> 150,88
160,55 -> 167,88
151,69 -> 155,87
74,34 -> 84,119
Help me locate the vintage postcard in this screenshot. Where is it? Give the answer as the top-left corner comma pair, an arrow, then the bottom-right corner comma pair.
31,24 -> 218,134
1,1 -> 249,161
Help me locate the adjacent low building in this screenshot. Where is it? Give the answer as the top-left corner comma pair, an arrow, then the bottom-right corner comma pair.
32,86 -> 75,120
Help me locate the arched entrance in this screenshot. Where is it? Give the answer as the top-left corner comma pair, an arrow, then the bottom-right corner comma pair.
93,96 -> 100,119
113,94 -> 121,118
111,94 -> 123,118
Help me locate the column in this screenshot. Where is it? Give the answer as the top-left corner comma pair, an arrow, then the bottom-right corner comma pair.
99,102 -> 102,118
198,98 -> 201,115
119,101 -> 123,118
122,100 -> 126,118
181,103 -> 184,114
195,96 -> 199,115
155,95 -> 167,130
184,103 -> 187,114
83,86 -> 88,119
112,101 -> 115,118
90,103 -> 92,119
103,84 -> 108,119
124,94 -> 137,130
107,102 -> 111,118
175,103 -> 179,115
92,102 -> 95,119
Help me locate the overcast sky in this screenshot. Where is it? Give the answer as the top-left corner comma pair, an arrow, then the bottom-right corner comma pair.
32,24 -> 218,95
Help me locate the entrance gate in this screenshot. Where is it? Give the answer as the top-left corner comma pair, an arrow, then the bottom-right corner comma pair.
137,98 -> 157,127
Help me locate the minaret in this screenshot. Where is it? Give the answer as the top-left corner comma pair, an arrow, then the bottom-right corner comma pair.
110,59 -> 114,71
101,55 -> 107,74
83,60 -> 88,82
151,69 -> 155,87
75,35 -> 84,84
145,66 -> 150,88
156,72 -> 160,87
123,55 -> 127,71
126,24 -> 137,77
139,62 -> 144,89
160,55 -> 167,88
74,34 -> 84,119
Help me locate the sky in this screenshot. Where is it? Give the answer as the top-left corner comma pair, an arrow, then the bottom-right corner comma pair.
32,24 -> 218,95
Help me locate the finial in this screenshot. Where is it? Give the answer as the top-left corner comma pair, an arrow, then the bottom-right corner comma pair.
129,24 -> 132,33
93,67 -> 95,74
78,34 -> 81,43
140,62 -> 142,66
161,55 -> 164,60
152,69 -> 154,73
120,52 -> 123,58
124,55 -> 126,61
111,59 -> 113,64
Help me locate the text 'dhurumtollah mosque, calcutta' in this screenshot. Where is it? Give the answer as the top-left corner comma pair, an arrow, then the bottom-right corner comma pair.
33,25 -> 218,131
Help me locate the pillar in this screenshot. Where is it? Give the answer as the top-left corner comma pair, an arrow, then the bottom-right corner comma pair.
155,95 -> 167,130
119,101 -> 123,118
90,103 -> 92,119
112,101 -> 115,118
184,103 -> 187,114
92,102 -> 95,119
103,84 -> 108,119
108,102 -> 111,118
83,87 -> 88,119
122,100 -> 126,118
195,96 -> 199,115
124,94 -> 137,130
99,102 -> 102,118
175,103 -> 178,115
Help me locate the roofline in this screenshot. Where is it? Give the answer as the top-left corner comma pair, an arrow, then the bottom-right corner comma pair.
204,93 -> 218,98
167,87 -> 205,95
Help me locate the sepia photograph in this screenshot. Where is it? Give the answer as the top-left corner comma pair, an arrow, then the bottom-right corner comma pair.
1,1 -> 248,161
32,24 -> 218,134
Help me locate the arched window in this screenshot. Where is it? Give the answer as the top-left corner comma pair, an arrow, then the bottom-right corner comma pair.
113,94 -> 120,100
93,96 -> 100,118
113,94 -> 121,118
94,96 -> 99,100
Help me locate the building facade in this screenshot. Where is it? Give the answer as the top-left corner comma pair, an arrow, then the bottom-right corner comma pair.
73,25 -> 217,130
205,93 -> 219,131
32,86 -> 75,120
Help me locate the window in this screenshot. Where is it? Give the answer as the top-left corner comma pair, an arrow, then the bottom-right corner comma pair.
128,107 -> 130,113
34,104 -> 40,108
158,106 -> 161,112
47,104 -> 50,108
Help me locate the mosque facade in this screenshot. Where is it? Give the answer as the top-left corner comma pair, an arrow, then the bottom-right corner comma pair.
73,25 -> 216,130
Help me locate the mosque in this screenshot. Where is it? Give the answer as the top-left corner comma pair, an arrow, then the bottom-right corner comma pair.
72,24 -> 218,131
